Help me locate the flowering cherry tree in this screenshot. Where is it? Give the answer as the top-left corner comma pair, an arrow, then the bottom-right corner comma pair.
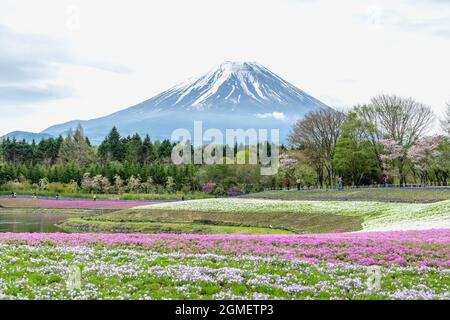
279,153 -> 298,171
379,139 -> 404,182
407,136 -> 442,184
443,101 -> 450,136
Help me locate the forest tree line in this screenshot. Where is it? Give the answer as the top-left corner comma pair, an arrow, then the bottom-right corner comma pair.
0,94 -> 449,195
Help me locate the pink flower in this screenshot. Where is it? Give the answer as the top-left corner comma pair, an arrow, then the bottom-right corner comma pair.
0,229 -> 449,268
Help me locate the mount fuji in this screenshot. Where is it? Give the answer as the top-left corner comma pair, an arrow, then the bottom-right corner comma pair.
40,61 -> 330,143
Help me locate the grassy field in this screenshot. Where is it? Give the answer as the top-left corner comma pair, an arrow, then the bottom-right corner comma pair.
59,218 -> 293,235
0,207 -> 101,216
245,188 -> 450,203
59,197 -> 450,234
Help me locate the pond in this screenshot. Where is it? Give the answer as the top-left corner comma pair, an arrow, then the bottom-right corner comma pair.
0,210 -> 71,233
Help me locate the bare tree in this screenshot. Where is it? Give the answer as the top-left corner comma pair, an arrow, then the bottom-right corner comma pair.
289,108 -> 346,187
442,101 -> 450,136
363,94 -> 434,184
370,94 -> 434,146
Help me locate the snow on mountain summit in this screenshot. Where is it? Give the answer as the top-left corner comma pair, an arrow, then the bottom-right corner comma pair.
142,61 -> 327,112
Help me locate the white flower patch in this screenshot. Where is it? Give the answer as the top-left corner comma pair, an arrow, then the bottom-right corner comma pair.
134,198 -> 450,232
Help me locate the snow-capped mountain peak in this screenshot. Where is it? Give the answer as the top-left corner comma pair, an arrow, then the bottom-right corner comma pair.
147,61 -> 326,112
41,61 -> 330,143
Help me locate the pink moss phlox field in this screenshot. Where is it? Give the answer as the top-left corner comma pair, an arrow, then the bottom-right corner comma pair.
1,229 -> 449,268
32,199 -> 155,209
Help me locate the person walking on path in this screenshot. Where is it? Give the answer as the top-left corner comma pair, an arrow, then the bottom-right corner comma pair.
285,178 -> 291,191
338,177 -> 343,191
382,175 -> 389,187
296,178 -> 301,191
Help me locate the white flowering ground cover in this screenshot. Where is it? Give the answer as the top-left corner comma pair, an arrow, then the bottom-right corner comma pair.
0,243 -> 449,300
134,199 -> 450,232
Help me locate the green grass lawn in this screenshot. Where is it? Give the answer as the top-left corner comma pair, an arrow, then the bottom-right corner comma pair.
59,218 -> 293,235
0,207 -> 100,216
245,187 -> 450,203
60,197 -> 450,234
61,210 -> 361,234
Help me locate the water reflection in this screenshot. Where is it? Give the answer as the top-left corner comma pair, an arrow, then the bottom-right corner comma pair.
0,212 -> 70,233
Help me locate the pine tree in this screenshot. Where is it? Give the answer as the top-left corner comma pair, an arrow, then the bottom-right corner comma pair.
142,135 -> 155,165
58,126 -> 96,166
98,127 -> 126,162
125,133 -> 143,164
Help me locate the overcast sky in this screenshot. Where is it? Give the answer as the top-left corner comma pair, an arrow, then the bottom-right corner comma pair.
0,0 -> 449,135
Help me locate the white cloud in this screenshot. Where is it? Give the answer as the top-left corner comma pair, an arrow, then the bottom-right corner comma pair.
256,112 -> 287,120
0,0 -> 449,135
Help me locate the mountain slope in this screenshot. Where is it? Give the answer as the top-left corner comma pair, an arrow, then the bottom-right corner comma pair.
1,131 -> 54,143
42,61 -> 330,143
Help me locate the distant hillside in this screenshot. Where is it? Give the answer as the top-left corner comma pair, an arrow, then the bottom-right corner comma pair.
1,131 -> 54,143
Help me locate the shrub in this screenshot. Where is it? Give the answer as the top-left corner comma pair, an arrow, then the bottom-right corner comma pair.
63,181 -> 79,194
202,181 -> 216,194
47,182 -> 65,193
227,186 -> 244,196
213,185 -> 226,196
3,180 -> 26,191
38,178 -> 49,190
127,176 -> 141,193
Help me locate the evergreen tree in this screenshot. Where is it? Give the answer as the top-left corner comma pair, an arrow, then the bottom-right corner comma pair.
142,135 -> 155,165
158,139 -> 174,159
98,127 -> 126,162
125,133 -> 143,164
58,126 -> 96,166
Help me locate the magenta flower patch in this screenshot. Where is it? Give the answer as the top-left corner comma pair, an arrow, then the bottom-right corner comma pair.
1,229 -> 449,268
31,199 -> 155,209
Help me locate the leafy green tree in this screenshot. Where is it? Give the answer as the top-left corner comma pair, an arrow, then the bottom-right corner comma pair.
334,112 -> 379,186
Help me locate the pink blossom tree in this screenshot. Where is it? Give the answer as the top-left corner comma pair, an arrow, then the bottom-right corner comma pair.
407,136 -> 443,184
379,139 -> 404,183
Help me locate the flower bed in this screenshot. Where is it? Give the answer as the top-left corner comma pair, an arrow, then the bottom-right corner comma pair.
33,199 -> 155,209
0,229 -> 449,300
0,230 -> 450,299
0,198 -> 156,209
1,229 -> 449,267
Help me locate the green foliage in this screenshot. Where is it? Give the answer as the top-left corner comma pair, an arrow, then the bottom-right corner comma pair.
58,126 -> 95,166
334,112 -> 380,185
98,127 -> 126,162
